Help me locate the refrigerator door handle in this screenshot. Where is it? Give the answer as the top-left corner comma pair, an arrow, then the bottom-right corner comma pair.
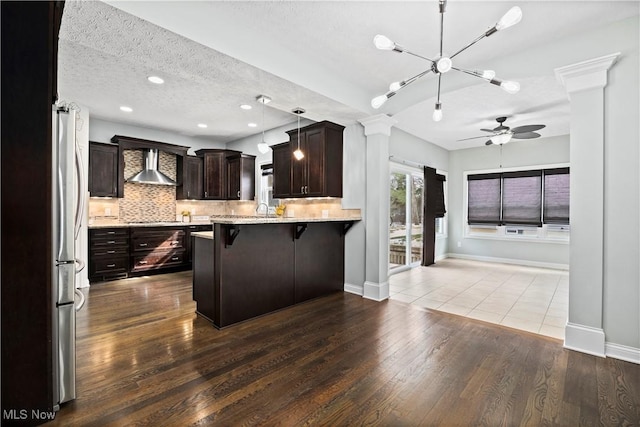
74,134 -> 85,240
74,288 -> 85,312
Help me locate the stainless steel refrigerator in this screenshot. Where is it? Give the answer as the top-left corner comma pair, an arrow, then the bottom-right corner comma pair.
52,104 -> 86,410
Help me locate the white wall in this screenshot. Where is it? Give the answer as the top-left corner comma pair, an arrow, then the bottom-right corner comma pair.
447,135 -> 570,267
89,118 -> 224,153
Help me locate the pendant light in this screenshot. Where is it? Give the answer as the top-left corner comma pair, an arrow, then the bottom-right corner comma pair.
256,95 -> 271,154
292,107 -> 305,160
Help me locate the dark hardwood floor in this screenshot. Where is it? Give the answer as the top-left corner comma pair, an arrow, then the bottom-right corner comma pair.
47,272 -> 639,426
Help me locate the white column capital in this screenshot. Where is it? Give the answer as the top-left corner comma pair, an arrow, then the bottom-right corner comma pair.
358,114 -> 398,137
555,52 -> 620,94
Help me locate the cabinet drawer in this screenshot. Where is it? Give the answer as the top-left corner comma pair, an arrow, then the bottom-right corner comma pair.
90,228 -> 128,238
131,234 -> 185,251
91,256 -> 129,275
91,247 -> 129,257
131,250 -> 186,271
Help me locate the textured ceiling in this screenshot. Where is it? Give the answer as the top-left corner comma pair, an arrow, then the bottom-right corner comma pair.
58,1 -> 639,150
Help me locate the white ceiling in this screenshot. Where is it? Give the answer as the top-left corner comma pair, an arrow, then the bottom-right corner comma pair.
58,1 -> 639,150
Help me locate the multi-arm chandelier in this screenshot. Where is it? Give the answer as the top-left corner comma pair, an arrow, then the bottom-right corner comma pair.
371,0 -> 523,121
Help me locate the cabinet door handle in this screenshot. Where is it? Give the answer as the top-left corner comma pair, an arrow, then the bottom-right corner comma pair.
107,264 -> 116,268
139,243 -> 148,247
107,250 -> 115,254
171,257 -> 179,261
205,191 -> 208,197
301,186 -> 303,194
107,231 -> 116,235
237,190 -> 240,198
139,261 -> 148,265
107,240 -> 115,244
171,241 -> 179,245
187,191 -> 190,198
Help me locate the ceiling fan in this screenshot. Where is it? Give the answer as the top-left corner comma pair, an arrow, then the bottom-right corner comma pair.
459,116 -> 546,145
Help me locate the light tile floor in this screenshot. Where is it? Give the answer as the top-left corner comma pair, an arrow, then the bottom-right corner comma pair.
389,258 -> 568,340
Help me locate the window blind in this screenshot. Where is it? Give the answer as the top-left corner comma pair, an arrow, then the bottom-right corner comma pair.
543,167 -> 570,224
467,173 -> 501,225
502,170 -> 542,226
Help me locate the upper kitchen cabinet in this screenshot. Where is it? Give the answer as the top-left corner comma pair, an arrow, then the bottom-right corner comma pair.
89,141 -> 119,197
227,153 -> 256,201
284,121 -> 345,198
195,149 -> 240,200
272,142 -> 292,198
176,155 -> 203,200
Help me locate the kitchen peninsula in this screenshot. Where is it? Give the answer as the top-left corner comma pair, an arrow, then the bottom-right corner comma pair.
192,215 -> 359,328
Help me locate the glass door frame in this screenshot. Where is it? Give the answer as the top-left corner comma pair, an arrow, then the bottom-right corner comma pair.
389,164 -> 424,274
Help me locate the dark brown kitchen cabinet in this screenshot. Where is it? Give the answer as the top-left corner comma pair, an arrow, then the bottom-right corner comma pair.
186,224 -> 213,263
195,149 -> 239,200
130,227 -> 186,272
89,141 -> 119,197
226,153 -> 256,200
279,121 -> 344,198
272,142 -> 292,198
89,228 -> 130,282
176,155 -> 203,200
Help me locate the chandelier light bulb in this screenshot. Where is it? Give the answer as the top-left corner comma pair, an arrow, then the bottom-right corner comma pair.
436,57 -> 452,73
432,103 -> 443,122
389,81 -> 405,92
371,94 -> 389,109
500,80 -> 521,94
293,149 -> 305,160
373,34 -> 396,50
496,6 -> 523,31
479,70 -> 496,80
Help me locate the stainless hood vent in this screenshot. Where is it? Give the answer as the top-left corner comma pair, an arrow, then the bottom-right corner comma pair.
126,149 -> 177,186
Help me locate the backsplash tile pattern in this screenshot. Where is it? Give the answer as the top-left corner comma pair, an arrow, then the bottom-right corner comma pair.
119,149 -> 176,222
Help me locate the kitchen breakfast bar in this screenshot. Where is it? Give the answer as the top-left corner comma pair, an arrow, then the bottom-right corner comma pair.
192,217 -> 358,328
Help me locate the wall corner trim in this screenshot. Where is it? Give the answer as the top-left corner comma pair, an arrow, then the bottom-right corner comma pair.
564,322 -> 606,358
363,281 -> 389,301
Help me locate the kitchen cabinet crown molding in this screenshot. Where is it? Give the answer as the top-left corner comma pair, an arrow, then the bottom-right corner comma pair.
111,135 -> 190,156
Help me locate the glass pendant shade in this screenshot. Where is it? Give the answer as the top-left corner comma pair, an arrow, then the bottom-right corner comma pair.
496,6 -> 522,31
257,142 -> 270,154
293,149 -> 304,160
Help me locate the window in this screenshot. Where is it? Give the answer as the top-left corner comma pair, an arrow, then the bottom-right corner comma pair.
467,167 -> 569,226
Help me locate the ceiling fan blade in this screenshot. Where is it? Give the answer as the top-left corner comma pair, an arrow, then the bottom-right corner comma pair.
511,131 -> 541,139
485,140 -> 493,146
458,135 -> 494,142
511,124 -> 545,133
480,128 -> 496,132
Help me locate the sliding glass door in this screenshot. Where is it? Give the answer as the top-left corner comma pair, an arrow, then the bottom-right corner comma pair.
389,169 -> 424,271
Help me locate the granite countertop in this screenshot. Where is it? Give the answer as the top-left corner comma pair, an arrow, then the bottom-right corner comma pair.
88,216 -> 361,229
210,216 -> 361,225
191,231 -> 214,240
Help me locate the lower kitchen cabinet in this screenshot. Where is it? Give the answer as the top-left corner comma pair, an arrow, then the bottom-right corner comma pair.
89,228 -> 130,282
130,227 -> 186,272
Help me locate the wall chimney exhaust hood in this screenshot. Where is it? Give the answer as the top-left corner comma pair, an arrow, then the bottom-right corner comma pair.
126,148 -> 177,186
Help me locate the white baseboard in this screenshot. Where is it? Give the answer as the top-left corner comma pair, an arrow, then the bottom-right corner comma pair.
447,253 -> 569,270
564,322 -> 606,357
605,342 -> 640,364
363,281 -> 389,301
435,253 -> 448,262
344,283 -> 363,296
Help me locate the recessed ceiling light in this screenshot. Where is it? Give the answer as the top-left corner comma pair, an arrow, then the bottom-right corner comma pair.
120,106 -> 133,112
248,123 -> 257,128
240,104 -> 252,110
197,123 -> 208,128
147,76 -> 164,84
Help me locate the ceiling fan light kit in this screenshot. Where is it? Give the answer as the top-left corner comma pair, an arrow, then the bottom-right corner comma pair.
371,0 -> 523,122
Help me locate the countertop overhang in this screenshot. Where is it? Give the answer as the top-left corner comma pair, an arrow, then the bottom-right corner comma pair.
89,216 -> 361,229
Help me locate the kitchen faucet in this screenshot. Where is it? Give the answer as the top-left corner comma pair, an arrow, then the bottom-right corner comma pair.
255,203 -> 269,218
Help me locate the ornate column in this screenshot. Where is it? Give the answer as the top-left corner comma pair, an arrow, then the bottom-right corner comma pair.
555,52 -> 619,357
358,114 -> 397,301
